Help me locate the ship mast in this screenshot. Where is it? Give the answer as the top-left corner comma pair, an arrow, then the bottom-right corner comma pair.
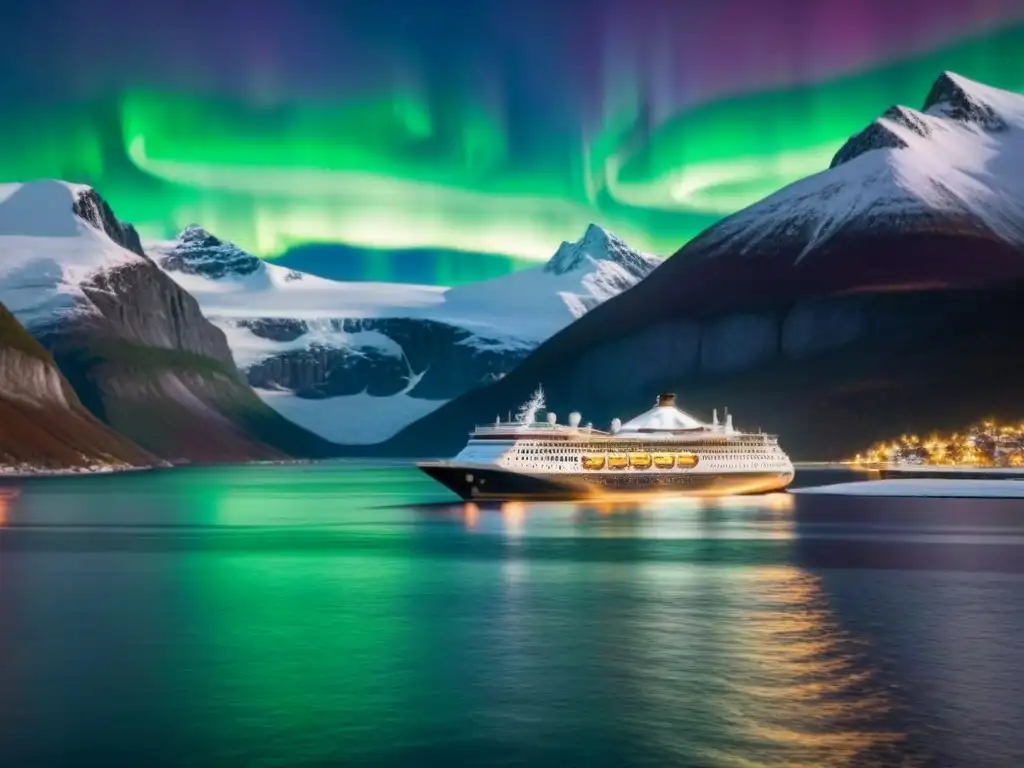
516,385 -> 546,424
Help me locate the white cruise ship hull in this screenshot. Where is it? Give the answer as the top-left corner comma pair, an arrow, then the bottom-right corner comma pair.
417,461 -> 794,501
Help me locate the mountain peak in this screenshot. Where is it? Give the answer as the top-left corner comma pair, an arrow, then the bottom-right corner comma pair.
922,71 -> 1008,130
829,105 -> 933,168
544,224 -> 658,278
581,222 -> 614,247
70,185 -> 147,257
0,181 -> 144,258
829,71 -> 1022,169
156,226 -> 261,279
178,224 -> 220,245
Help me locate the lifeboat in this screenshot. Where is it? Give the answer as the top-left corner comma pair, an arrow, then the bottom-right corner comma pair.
653,454 -> 675,469
677,452 -> 699,469
629,452 -> 652,470
581,455 -> 606,471
607,455 -> 628,470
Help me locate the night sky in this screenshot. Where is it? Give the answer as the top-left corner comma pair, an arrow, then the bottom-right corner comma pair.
2,0 -> 1023,282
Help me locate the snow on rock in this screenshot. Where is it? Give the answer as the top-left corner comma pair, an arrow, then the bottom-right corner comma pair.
151,222 -> 660,342
152,223 -> 659,444
828,106 -> 933,167
149,230 -> 448,320
441,224 -> 662,336
545,223 -> 660,278
0,180 -> 146,328
218,320 -> 403,370
703,71 -> 1024,261
921,71 -> 1013,131
158,224 -> 262,278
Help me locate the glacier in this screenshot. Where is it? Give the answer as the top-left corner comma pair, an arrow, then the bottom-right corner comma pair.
151,223 -> 661,445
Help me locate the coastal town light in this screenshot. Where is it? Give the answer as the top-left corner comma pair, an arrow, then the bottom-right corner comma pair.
851,418 -> 1024,466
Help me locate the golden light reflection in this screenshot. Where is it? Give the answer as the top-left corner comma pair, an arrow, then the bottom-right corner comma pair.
500,501 -> 526,537
463,502 -> 479,530
577,491 -> 795,516
702,566 -> 913,767
0,488 -> 18,527
561,492 -> 800,542
765,492 -> 795,513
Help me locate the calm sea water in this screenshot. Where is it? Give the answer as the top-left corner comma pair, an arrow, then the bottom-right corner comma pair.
1,462 -> 1023,767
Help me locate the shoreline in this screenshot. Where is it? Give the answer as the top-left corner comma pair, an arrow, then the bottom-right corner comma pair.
0,457 -> 326,481
0,464 -> 157,481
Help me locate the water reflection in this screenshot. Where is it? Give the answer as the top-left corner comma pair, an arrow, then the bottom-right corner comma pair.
449,492 -> 799,543
713,568 -> 908,765
1,464 -> 1020,765
0,488 -> 17,527
500,501 -> 527,539
611,561 -> 923,767
463,502 -> 479,530
818,568 -> 1024,765
185,551 -> 424,762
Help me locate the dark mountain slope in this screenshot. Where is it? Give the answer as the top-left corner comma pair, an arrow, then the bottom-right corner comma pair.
0,302 -> 154,471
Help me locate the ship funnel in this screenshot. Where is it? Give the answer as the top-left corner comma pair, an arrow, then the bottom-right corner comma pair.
546,412 -> 557,425
725,413 -> 734,433
610,417 -> 622,434
712,408 -> 719,426
568,411 -> 582,428
657,392 -> 676,407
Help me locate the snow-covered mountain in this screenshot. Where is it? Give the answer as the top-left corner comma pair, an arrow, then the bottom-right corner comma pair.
152,223 -> 660,444
442,223 -> 662,331
543,70 -> 1024,332
700,71 -> 1024,262
0,181 -> 337,462
363,71 -> 1024,461
0,181 -> 147,329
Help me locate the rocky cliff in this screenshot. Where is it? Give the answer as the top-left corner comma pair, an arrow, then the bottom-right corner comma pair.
242,317 -> 532,400
0,302 -> 153,471
0,180 -> 338,462
72,187 -> 147,257
45,259 -> 343,462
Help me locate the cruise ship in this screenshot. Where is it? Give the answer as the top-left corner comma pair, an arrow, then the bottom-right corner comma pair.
417,388 -> 794,500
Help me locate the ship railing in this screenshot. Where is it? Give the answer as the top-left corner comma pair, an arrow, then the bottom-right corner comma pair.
470,423 -> 609,436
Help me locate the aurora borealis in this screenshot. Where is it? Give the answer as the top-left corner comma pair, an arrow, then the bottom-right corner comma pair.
3,0 -> 1024,283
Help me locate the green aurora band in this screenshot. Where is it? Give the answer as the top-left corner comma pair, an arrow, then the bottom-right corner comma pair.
2,24 -> 1024,282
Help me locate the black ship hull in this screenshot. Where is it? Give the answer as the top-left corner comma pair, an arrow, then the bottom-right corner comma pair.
417,462 -> 794,501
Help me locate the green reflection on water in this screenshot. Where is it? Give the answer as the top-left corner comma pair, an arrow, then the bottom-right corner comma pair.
1,464 -> 922,765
